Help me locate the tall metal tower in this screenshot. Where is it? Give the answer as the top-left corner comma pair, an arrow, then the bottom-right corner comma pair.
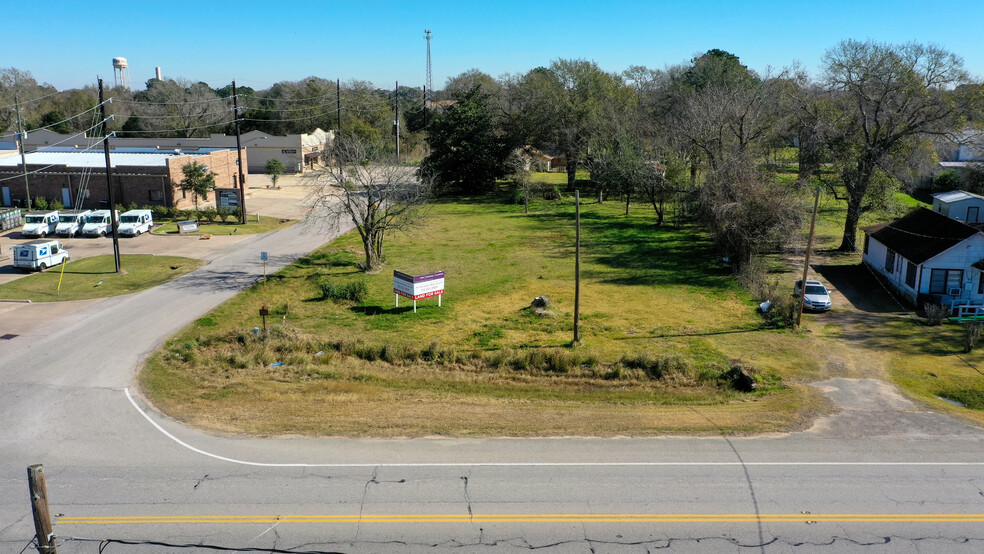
424,29 -> 433,105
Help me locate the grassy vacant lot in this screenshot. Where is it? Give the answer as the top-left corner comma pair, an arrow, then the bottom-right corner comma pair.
141,194 -> 828,437
0,255 -> 204,301
152,215 -> 294,236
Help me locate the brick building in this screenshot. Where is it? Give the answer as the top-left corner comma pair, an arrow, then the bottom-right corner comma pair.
20,128 -> 331,174
0,149 -> 244,210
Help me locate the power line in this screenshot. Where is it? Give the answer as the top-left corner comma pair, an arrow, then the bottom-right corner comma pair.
0,100 -> 110,140
116,96 -> 235,106
0,89 -> 65,110
0,131 -> 112,183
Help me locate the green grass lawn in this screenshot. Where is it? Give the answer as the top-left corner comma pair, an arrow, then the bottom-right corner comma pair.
140,195 -> 825,437
152,215 -> 295,236
0,255 -> 204,301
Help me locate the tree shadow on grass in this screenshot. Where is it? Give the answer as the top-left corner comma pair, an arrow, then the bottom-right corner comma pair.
614,325 -> 770,339
523,210 -> 734,289
350,305 -> 417,316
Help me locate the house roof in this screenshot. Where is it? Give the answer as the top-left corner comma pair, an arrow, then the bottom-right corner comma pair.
932,190 -> 984,203
861,207 -> 980,264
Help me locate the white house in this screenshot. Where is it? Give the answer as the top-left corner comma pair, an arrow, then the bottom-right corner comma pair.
931,190 -> 984,223
862,207 -> 984,309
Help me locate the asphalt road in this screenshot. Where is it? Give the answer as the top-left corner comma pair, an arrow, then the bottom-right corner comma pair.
2,216 -> 984,553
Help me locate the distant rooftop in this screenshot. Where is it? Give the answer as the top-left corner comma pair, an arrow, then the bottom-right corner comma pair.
39,146 -> 226,154
931,190 -> 984,203
0,150 -> 207,169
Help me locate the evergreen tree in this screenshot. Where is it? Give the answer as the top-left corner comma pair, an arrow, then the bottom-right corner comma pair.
421,85 -> 508,194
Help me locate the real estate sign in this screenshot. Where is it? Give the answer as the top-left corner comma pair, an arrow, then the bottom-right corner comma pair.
394,270 -> 445,300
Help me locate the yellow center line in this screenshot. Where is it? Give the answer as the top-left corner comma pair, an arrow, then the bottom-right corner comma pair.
55,513 -> 984,525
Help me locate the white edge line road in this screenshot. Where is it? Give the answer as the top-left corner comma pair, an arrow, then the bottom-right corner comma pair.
124,388 -> 984,468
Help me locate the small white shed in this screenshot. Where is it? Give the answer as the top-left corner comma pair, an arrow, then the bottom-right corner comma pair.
931,190 -> 984,223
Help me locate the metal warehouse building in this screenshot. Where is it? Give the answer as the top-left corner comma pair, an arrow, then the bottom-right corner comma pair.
19,128 -> 332,174
0,149 -> 243,209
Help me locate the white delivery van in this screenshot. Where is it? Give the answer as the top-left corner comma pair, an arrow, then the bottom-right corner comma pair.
21,211 -> 60,238
82,210 -> 117,237
55,210 -> 92,237
12,239 -> 70,271
118,209 -> 153,236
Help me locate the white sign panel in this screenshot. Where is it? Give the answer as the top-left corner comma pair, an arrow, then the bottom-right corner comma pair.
394,270 -> 445,300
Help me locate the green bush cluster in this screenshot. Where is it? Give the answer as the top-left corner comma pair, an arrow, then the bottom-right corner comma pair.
319,278 -> 369,303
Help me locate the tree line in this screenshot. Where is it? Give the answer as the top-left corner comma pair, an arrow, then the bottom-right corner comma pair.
4,39 -> 984,263
419,41 -> 984,265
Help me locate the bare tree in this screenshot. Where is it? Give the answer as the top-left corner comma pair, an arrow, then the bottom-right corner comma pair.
506,148 -> 539,213
129,78 -> 230,138
305,135 -> 432,272
698,157 -> 801,273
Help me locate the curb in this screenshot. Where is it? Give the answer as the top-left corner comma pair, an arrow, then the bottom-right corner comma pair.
0,299 -> 32,303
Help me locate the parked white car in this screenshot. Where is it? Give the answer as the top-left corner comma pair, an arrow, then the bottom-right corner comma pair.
21,211 -> 59,238
55,210 -> 92,237
118,209 -> 153,236
13,239 -> 70,271
794,279 -> 832,312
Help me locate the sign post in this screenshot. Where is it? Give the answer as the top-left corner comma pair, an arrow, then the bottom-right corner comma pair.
394,270 -> 445,313
260,251 -> 268,282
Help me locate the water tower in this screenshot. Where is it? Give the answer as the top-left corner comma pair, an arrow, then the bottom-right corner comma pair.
112,57 -> 130,90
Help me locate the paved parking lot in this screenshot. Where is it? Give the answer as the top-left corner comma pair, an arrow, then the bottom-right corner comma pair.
0,175 -> 313,285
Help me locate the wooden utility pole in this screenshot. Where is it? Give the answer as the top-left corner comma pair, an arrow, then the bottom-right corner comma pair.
98,79 -> 121,273
232,80 -> 247,224
13,91 -> 32,211
27,465 -> 56,554
796,184 -> 822,328
336,78 -> 342,175
574,190 -> 581,344
394,81 -> 400,162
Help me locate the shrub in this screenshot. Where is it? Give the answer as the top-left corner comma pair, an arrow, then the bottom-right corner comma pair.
151,205 -> 170,222
218,207 -> 239,222
319,278 -> 369,303
763,294 -> 798,329
33,196 -> 49,210
923,303 -> 950,326
737,258 -> 780,302
963,321 -> 984,353
51,200 -> 65,210
620,352 -> 690,380
509,185 -> 524,205
199,206 -> 219,223
422,341 -> 441,361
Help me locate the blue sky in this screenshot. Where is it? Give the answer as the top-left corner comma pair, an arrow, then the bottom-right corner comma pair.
9,0 -> 984,91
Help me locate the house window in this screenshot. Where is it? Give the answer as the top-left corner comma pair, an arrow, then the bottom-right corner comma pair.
905,261 -> 917,289
929,269 -> 963,294
863,234 -> 869,254
885,249 -> 896,273
149,190 -> 164,202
